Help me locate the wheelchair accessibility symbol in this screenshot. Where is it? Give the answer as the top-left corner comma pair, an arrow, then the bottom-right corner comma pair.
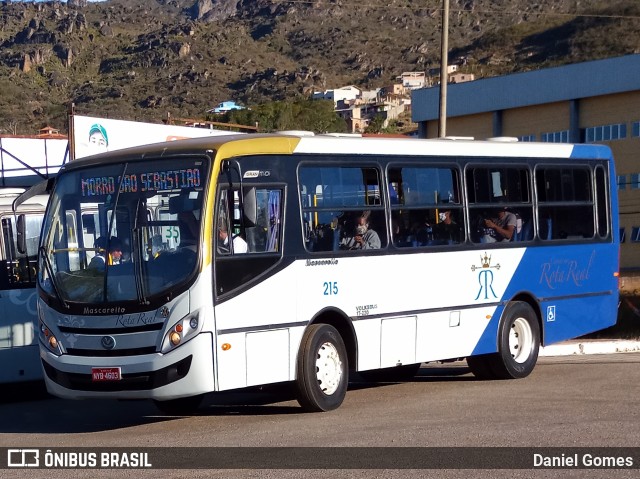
546,305 -> 556,322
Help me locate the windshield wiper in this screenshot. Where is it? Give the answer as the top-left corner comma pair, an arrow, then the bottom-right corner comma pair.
39,246 -> 68,309
132,227 -> 149,305
102,163 -> 128,302
132,197 -> 150,305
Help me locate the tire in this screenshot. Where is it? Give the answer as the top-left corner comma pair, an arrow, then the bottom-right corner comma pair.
467,301 -> 540,380
153,394 -> 204,415
359,363 -> 421,382
295,323 -> 348,412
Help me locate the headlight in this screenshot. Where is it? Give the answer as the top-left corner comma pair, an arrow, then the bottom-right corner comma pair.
39,321 -> 62,356
161,312 -> 201,353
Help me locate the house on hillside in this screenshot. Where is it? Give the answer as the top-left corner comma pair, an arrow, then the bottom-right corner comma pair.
428,64 -> 459,76
339,98 -> 406,133
207,101 -> 245,114
397,72 -> 427,92
37,126 -> 66,139
313,85 -> 362,107
382,83 -> 405,96
450,73 -> 475,84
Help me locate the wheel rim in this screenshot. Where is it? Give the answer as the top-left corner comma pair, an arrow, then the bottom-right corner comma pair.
315,341 -> 343,395
509,317 -> 534,363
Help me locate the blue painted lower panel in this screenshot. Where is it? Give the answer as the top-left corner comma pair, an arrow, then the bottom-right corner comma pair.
472,242 -> 618,355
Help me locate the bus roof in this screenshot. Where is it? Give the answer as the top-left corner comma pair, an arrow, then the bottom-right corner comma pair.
61,132 -> 614,173
0,187 -> 49,209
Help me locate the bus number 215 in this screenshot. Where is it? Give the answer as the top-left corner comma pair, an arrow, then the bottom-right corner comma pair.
323,282 -> 338,296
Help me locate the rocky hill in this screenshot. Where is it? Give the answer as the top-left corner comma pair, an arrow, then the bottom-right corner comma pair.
0,0 -> 638,134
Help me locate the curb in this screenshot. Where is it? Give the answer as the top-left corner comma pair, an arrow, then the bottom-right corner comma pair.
540,339 -> 640,357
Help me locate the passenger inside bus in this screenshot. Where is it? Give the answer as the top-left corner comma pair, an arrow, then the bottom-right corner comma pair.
340,212 -> 381,250
481,207 -> 517,243
218,225 -> 248,254
89,236 -> 123,270
433,208 -> 462,244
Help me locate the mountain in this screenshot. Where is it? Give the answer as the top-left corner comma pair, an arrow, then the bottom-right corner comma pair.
0,0 -> 638,134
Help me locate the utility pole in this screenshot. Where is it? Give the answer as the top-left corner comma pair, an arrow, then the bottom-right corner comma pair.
438,0 -> 449,138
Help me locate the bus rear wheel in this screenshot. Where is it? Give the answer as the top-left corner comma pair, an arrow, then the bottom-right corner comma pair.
468,301 -> 540,380
295,323 -> 348,412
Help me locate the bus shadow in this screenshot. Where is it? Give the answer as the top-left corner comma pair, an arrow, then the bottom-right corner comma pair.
200,364 -> 477,416
199,364 -> 475,416
349,363 -> 475,388
412,364 -> 475,382
199,386 -> 301,416
0,397 -> 178,434
0,381 -> 50,404
0,365 -> 477,432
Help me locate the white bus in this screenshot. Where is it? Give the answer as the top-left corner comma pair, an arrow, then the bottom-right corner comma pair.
0,188 -> 48,384
31,133 -> 619,412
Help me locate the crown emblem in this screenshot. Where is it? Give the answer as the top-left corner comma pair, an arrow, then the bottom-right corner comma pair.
471,252 -> 501,272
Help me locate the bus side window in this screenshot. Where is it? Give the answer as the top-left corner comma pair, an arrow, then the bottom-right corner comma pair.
299,165 -> 385,252
536,167 -> 594,241
214,186 -> 284,296
389,165 -> 463,247
1,215 -> 42,287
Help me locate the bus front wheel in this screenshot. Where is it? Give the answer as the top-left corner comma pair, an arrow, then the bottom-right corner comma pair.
295,323 -> 348,412
468,301 -> 540,380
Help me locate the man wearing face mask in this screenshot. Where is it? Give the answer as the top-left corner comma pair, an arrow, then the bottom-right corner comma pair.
433,209 -> 462,244
340,213 -> 381,250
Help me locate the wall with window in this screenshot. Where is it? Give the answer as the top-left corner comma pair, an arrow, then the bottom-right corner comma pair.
420,89 -> 640,268
503,103 -> 569,140
580,91 -> 640,268
425,112 -> 493,139
584,123 -> 627,143
541,130 -> 570,143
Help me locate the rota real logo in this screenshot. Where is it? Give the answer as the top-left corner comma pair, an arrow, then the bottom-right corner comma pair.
472,253 -> 500,300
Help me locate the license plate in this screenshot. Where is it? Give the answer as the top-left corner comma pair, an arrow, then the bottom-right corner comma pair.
91,367 -> 122,382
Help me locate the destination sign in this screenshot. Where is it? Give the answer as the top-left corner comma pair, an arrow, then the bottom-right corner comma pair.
81,168 -> 201,197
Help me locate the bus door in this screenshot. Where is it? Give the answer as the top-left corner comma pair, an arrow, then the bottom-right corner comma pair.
212,170 -> 291,391
0,211 -> 44,383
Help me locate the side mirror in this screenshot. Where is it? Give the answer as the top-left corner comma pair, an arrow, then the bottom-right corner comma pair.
16,214 -> 26,255
243,187 -> 257,227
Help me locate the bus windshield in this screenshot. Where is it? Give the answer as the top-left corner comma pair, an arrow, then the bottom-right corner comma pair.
38,157 -> 208,305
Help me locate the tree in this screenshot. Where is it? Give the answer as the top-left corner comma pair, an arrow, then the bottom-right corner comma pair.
364,114 -> 386,134
224,99 -> 348,134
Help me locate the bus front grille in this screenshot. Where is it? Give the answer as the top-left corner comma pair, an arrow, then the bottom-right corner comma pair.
41,355 -> 193,391
66,346 -> 157,357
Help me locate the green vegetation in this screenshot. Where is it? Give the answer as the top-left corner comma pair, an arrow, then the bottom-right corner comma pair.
0,0 -> 638,134
221,99 -> 348,133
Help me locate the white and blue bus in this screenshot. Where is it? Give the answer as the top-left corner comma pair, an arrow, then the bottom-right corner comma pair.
31,133 -> 619,412
0,188 -> 47,384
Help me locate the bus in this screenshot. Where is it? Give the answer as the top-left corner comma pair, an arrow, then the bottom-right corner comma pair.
30,133 -> 619,413
0,188 -> 48,384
